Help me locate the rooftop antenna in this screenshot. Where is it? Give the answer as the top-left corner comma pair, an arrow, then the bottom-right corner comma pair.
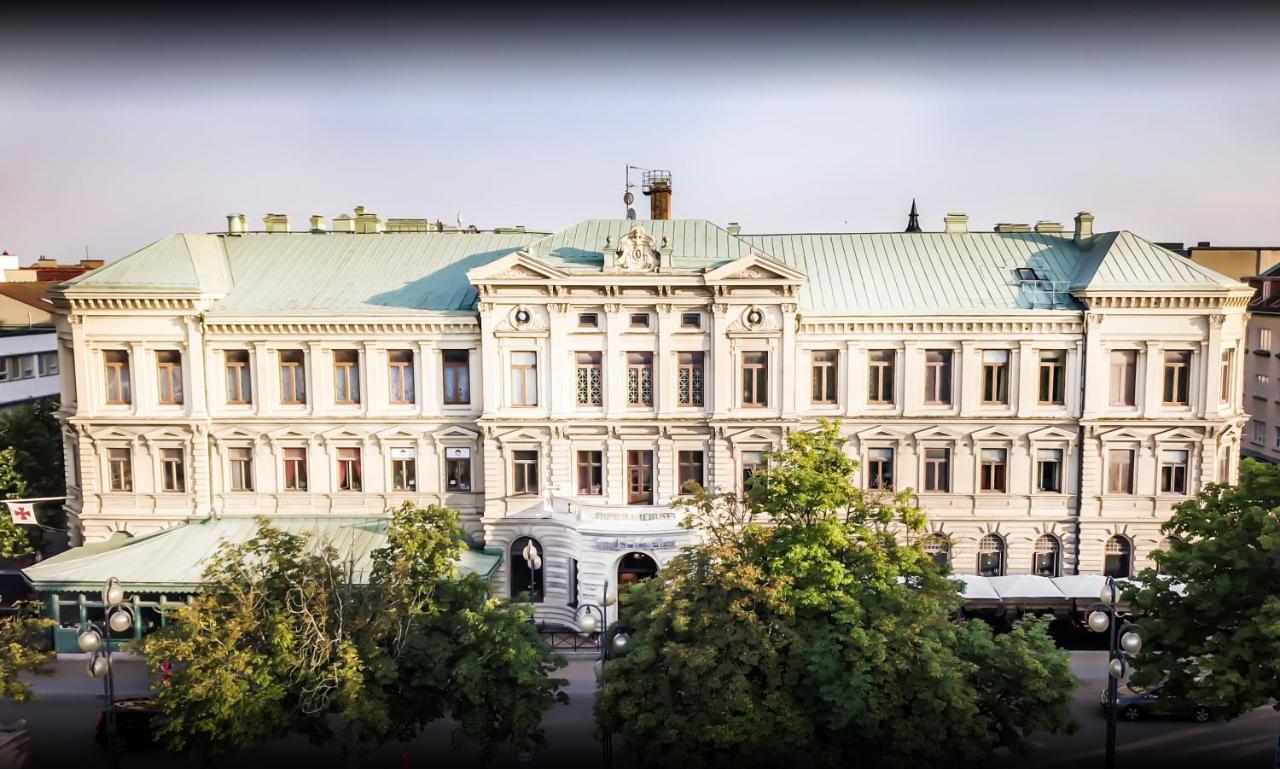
623,164 -> 648,220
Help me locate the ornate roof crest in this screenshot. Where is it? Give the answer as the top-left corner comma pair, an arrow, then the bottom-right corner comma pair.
612,225 -> 660,272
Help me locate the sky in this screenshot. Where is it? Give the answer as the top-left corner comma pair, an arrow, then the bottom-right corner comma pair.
2,6 -> 1279,263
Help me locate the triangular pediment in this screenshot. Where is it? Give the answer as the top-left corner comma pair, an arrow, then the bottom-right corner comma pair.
140,426 -> 191,442
704,252 -> 806,284
211,426 -> 262,442
1097,427 -> 1147,443
1152,427 -> 1202,443
1027,426 -> 1077,442
266,426 -> 314,441
970,426 -> 1018,442
726,427 -> 782,446
913,426 -> 961,442
319,425 -> 371,442
431,425 -> 480,441
856,425 -> 905,442
466,251 -> 566,283
494,428 -> 548,446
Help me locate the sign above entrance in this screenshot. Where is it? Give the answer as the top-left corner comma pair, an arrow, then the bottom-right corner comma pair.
591,539 -> 678,552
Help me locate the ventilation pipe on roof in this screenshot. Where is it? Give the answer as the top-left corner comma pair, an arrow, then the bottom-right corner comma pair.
354,209 -> 383,234
726,222 -> 742,236
226,213 -> 247,235
1073,212 -> 1095,244
944,213 -> 968,234
332,214 -> 355,233
1034,221 -> 1064,234
994,223 -> 1031,233
310,215 -> 328,234
263,214 -> 290,233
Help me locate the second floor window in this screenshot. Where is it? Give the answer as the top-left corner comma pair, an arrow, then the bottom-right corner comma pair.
107,447 -> 132,491
677,352 -> 704,406
1163,350 -> 1191,405
511,352 -> 538,407
1259,328 -> 1273,351
1038,350 -> 1066,404
678,450 -> 704,492
868,350 -> 895,404
627,450 -> 654,504
924,350 -> 952,405
742,450 -> 765,490
279,350 -> 306,404
867,448 -> 894,490
225,350 -> 252,404
445,447 -> 471,491
979,448 -> 1007,492
388,350 -> 415,404
229,447 -> 253,491
104,350 -> 131,404
160,448 -> 185,492
283,447 -> 308,491
981,350 -> 1009,405
742,352 -> 768,407
811,350 -> 838,404
1036,448 -> 1063,492
1160,449 -> 1189,494
336,447 -> 362,491
512,450 -> 539,494
1107,448 -> 1135,494
627,352 -> 654,406
576,450 -> 603,495
334,350 -> 360,404
391,447 -> 417,491
442,350 -> 471,405
156,351 -> 184,405
1109,350 -> 1137,407
1220,350 -> 1233,404
1256,374 -> 1269,400
576,352 -> 603,406
922,447 -> 950,492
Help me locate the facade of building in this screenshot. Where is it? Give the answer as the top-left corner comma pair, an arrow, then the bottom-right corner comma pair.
48,205 -> 1250,625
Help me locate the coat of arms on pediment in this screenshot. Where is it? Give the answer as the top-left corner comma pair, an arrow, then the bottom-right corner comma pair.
496,263 -> 547,279
611,225 -> 660,272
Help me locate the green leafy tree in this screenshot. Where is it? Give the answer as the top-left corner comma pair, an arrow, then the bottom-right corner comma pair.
0,601 -> 55,703
1125,457 -> 1280,717
597,421 -> 1076,769
0,446 -> 35,559
142,502 -> 566,764
0,398 -> 64,497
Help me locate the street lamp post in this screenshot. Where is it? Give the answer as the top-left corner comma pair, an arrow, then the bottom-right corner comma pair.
1087,576 -> 1143,769
76,576 -> 135,769
575,579 -> 629,769
522,540 -> 543,617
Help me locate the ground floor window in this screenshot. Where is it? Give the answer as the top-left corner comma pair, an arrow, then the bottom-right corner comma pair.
977,533 -> 1005,577
1104,536 -> 1132,578
1033,534 -> 1060,577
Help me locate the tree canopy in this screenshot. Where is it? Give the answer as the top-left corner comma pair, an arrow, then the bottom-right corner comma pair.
1125,457 -> 1280,717
0,446 -> 35,559
0,601 -> 54,703
142,502 -> 567,763
597,421 -> 1076,769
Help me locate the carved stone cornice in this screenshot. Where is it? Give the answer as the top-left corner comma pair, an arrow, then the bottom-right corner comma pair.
204,319 -> 480,336
797,318 -> 1084,336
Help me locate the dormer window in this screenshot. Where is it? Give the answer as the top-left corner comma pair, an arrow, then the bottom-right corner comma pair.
1014,267 -> 1041,281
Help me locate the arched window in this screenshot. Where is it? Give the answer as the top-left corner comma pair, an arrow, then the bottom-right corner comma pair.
1104,536 -> 1132,578
978,534 -> 1005,577
1155,536 -> 1181,575
923,534 -> 951,568
510,537 -> 544,602
1033,534 -> 1061,577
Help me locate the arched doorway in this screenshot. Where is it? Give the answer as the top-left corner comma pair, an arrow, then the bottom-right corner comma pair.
510,537 -> 544,602
617,551 -> 659,587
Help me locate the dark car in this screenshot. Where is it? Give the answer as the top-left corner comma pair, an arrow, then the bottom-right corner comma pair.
95,698 -> 160,750
1099,684 -> 1212,723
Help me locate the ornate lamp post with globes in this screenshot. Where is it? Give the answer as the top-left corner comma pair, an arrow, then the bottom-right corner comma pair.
1087,575 -> 1143,769
76,576 -> 134,769
574,579 -> 629,769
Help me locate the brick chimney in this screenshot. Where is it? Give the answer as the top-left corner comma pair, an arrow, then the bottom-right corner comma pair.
642,170 -> 672,220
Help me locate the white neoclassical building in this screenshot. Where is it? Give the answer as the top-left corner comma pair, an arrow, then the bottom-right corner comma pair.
44,203 -> 1250,625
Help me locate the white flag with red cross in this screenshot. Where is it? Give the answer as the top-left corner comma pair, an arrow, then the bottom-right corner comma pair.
7,502 -> 36,525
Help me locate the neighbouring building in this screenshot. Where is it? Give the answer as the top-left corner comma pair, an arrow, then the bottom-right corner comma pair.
37,196 -> 1250,627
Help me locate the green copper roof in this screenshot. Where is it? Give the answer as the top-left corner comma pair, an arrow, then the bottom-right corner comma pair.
60,219 -> 1245,315
22,516 -> 502,593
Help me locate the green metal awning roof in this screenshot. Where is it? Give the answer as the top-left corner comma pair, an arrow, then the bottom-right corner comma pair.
22,516 -> 502,593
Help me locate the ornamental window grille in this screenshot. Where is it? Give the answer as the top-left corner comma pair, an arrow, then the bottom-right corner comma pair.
1033,535 -> 1060,577
576,352 -> 603,406
978,533 -> 1005,577
923,534 -> 950,567
1104,536 -> 1131,578
627,352 -> 654,406
677,352 -> 704,406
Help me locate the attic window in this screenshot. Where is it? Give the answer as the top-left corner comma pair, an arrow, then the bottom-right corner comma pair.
680,313 -> 702,329
578,312 -> 599,329
630,313 -> 650,329
1015,267 -> 1042,281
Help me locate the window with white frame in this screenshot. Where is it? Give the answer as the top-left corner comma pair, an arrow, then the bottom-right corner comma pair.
1259,328 -> 1273,351
576,450 -> 603,495
979,449 -> 1007,492
627,352 -> 654,406
224,350 -> 252,404
1255,374 -> 1269,400
283,447 -> 308,490
922,448 -> 950,492
678,450 -> 704,492
0,355 -> 35,382
1162,350 -> 1191,405
156,350 -> 183,405
1033,535 -> 1060,577
445,447 -> 471,492
279,350 -> 306,404
37,351 -> 57,377
1109,350 -> 1138,407
741,450 -> 766,490
1220,350 -> 1233,405
741,352 -> 768,407
333,350 -> 360,405
868,350 -> 895,405
229,447 -> 253,491
977,534 -> 1005,577
980,350 -> 1010,405
576,352 -> 603,406
511,352 -> 538,407
160,447 -> 185,492
388,350 -> 415,405
390,447 -> 417,491
810,350 -> 838,404
104,350 -> 131,404
1038,350 -> 1066,405
1252,419 -> 1266,444
1107,448 -> 1135,494
866,447 -> 894,490
1159,449 -> 1189,494
1036,448 -> 1063,492
923,350 -> 952,405
1104,536 -> 1132,578
677,352 -> 705,407
336,447 -> 362,491
512,450 -> 539,494
107,447 -> 132,491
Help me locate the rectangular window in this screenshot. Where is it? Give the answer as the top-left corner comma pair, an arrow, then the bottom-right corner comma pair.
742,352 -> 768,407
979,448 -> 1007,493
576,450 -> 603,495
981,350 -> 1010,405
1036,448 -> 1063,492
37,351 -> 58,377
512,450 -> 539,494
160,447 -> 185,492
677,352 -> 705,407
1252,419 -> 1266,444
1160,449 -> 1189,494
576,352 -> 603,406
388,349 -> 415,404
1256,374 -> 1269,400
811,350 -> 838,404
445,447 -> 471,492
1260,328 -> 1273,351
0,356 -> 19,382
390,447 -> 417,491
104,349 -> 131,404
1163,350 -> 1191,405
627,352 -> 654,406
1107,449 -> 1135,494
680,312 -> 701,329
156,350 -> 183,404
279,350 -> 306,404
283,447 -> 308,491
678,450 -> 704,493
1274,426 -> 1280,451
442,349 -> 471,405
333,350 -> 360,404
629,313 -> 650,329
229,447 -> 253,491
868,350 -> 895,405
1220,350 -> 1233,404
511,351 -> 538,406
627,450 -> 654,504
1109,350 -> 1137,406
336,447 -> 362,491
578,312 -> 599,329
18,355 -> 33,379
741,450 -> 765,490
224,350 -> 252,404
107,447 -> 132,491
568,558 -> 579,608
1038,350 -> 1066,405
922,447 -> 950,492
867,448 -> 894,490
924,350 -> 952,405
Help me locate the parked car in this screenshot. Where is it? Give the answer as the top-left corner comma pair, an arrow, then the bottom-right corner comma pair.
94,698 -> 160,750
1099,684 -> 1212,722
0,720 -> 31,769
